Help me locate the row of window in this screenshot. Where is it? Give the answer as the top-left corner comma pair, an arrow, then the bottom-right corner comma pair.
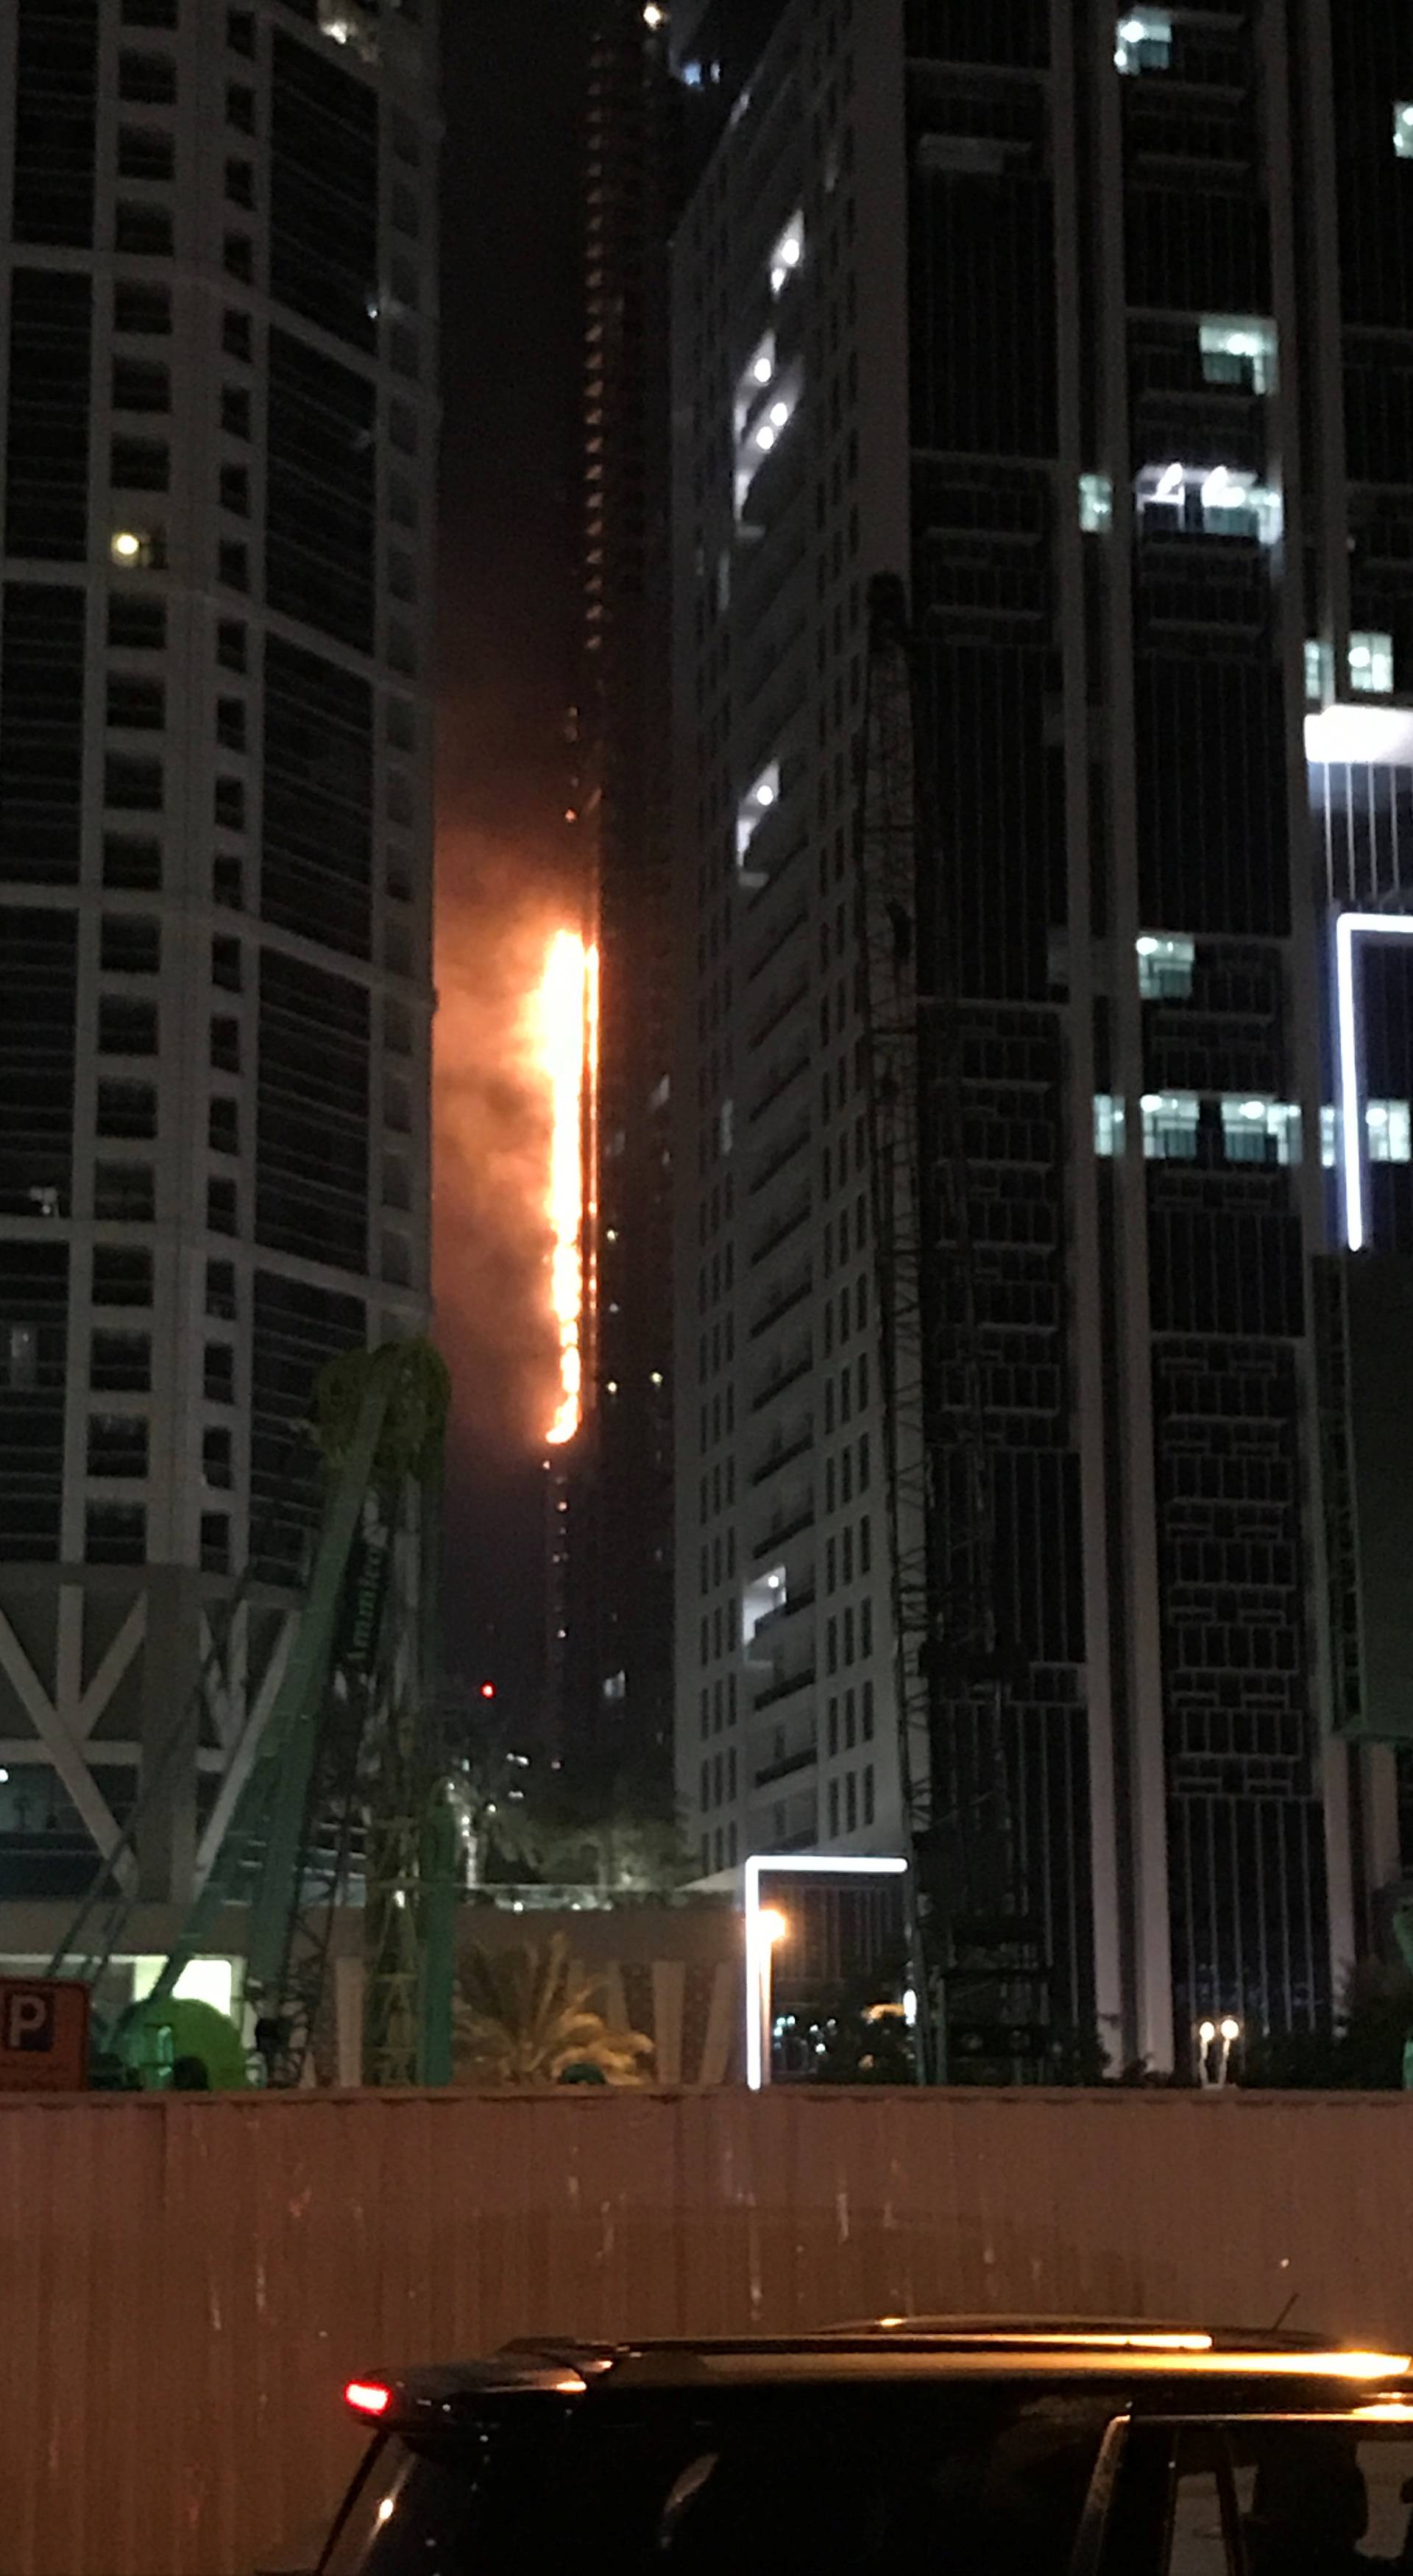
1094,1091 -> 1412,1166
84,1498 -> 232,1571
826,1764 -> 874,1839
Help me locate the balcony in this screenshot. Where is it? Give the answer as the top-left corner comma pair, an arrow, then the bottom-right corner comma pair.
753,1665 -> 816,1714
754,1741 -> 818,1788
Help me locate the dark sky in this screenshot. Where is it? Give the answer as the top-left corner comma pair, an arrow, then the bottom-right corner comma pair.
435,4 -> 592,1730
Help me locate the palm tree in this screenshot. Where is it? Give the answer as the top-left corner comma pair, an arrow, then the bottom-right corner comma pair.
453,1934 -> 654,2086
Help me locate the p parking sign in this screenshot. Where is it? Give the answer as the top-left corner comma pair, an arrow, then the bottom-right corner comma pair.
0,1978 -> 90,2091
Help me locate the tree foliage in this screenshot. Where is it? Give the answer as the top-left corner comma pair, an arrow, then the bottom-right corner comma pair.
453,1934 -> 654,2087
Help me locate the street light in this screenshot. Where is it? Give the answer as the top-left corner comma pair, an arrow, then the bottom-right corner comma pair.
1196,2014 -> 1242,2088
743,1852 -> 909,2089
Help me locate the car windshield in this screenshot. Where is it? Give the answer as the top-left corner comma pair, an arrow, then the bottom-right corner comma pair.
319,2382 -> 1118,2576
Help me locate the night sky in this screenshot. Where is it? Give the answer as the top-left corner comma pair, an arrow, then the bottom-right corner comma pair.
436,4 -> 592,1730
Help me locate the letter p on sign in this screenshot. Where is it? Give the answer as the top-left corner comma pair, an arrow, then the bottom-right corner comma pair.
0,1978 -> 88,2090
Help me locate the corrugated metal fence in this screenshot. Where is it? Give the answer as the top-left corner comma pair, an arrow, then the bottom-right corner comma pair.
2,2085 -> 1412,2576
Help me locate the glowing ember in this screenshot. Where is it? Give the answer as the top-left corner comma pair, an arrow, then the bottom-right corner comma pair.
536,930 -> 596,1447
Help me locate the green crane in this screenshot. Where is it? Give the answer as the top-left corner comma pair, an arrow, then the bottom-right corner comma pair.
49,1337 -> 456,2089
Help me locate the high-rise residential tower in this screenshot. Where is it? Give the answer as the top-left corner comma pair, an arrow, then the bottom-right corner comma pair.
0,0 -> 436,1911
672,0 -> 1413,2070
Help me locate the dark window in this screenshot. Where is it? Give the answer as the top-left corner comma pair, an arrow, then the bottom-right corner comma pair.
215,776 -> 246,832
219,539 -> 249,592
0,584 -> 87,880
115,201 -> 173,255
112,355 -> 169,411
219,461 -> 249,516
227,82 -> 255,133
98,994 -> 157,1055
107,595 -> 166,650
207,1176 -> 237,1234
202,1425 -> 233,1489
214,854 -> 244,909
320,2394 -> 1113,2576
210,1015 -> 241,1073
269,31 -> 378,350
118,52 -> 177,105
218,620 -> 248,672
96,1080 -> 156,1140
227,8 -> 255,54
262,634 -> 372,954
266,331 -> 375,651
93,1162 -> 154,1222
226,158 -> 255,210
121,0 -> 177,24
113,280 -> 171,334
13,0 -> 99,248
102,832 -> 162,890
212,935 -> 242,991
91,1329 -> 150,1393
117,124 -> 174,181
0,1242 -> 68,1560
106,673 -> 165,729
85,1500 -> 146,1562
100,916 -> 160,974
257,950 -> 369,1269
223,232 -> 254,283
204,1341 -> 235,1401
0,908 -> 76,1218
92,1245 -> 152,1306
200,1512 -> 231,1572
208,1095 -> 238,1155
5,270 -> 92,558
216,697 -> 247,752
251,1270 -> 363,1582
206,1259 -> 236,1319
110,434 -> 169,492
222,307 -> 253,361
105,752 -> 163,810
222,385 -> 252,439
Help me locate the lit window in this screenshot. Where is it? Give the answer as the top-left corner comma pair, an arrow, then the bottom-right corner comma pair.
1306,640 -> 1334,705
1135,461 -> 1281,545
1349,631 -> 1395,696
1367,1100 -> 1412,1164
317,0 -> 378,59
1079,473 -> 1113,534
1320,1103 -> 1413,1169
1114,11 -> 1172,73
1136,933 -> 1195,999
1220,1097 -> 1300,1166
743,1565 -> 787,1657
1094,1094 -> 1125,1157
736,764 -> 779,882
1199,316 -> 1278,395
1140,1092 -> 1200,1158
1395,103 -> 1413,158
110,528 -> 151,565
769,211 -> 804,296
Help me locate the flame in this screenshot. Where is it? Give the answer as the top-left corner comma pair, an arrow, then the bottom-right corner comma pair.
535,930 -> 596,1447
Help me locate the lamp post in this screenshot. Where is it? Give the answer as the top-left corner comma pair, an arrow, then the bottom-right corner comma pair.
1196,2014 -> 1242,2088
742,1853 -> 910,2088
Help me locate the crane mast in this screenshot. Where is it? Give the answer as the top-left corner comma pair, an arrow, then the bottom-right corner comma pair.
855,572 -> 1036,2081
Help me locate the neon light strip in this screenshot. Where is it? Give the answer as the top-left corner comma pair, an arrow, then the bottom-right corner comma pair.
1334,911 -> 1413,1253
743,1853 -> 907,2091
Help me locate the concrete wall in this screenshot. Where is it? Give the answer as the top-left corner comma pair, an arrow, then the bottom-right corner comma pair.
1,2084 -> 1412,2576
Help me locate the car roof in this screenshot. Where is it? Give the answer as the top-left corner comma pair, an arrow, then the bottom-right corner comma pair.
354,2319 -> 1413,2426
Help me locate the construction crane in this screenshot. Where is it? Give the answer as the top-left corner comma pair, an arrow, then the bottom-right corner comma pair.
49,1337 -> 455,2089
854,572 -> 1044,2083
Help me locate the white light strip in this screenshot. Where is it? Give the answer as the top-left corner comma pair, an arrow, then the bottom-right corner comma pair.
1334,911 -> 1413,1253
743,1852 -> 908,2090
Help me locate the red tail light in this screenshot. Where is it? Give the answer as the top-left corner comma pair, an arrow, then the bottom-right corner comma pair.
344,2379 -> 393,2420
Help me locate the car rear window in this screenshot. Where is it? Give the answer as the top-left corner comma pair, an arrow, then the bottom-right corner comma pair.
320,2382 -> 1117,2576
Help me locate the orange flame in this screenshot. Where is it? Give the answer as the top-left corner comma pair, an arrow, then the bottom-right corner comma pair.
535,930 -> 597,1447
